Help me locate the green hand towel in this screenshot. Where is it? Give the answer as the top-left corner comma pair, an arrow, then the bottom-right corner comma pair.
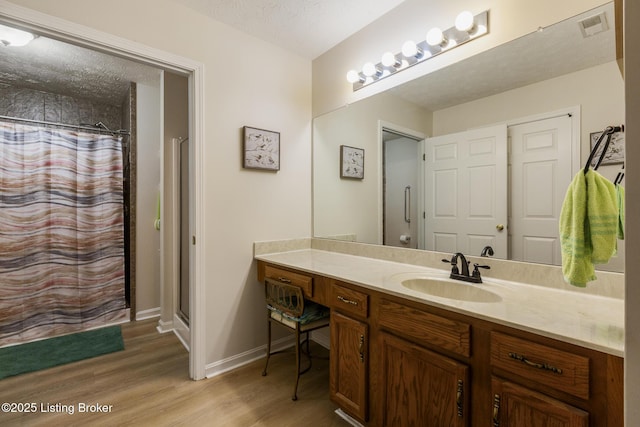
586,170 -> 618,263
560,170 -> 618,286
560,172 -> 594,287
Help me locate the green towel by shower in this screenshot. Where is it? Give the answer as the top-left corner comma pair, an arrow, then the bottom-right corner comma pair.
560,170 -> 618,286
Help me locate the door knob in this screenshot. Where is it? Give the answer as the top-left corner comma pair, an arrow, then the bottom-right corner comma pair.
496,224 -> 505,231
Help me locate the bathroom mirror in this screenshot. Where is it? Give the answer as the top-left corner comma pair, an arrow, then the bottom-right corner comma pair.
313,2 -> 625,272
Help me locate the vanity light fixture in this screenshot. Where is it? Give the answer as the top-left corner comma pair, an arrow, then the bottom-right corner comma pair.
347,10 -> 489,91
0,23 -> 35,47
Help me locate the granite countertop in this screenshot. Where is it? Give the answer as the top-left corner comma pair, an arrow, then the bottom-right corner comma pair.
255,248 -> 624,357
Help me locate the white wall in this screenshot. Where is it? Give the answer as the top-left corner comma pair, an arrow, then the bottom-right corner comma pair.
433,61 -> 625,147
625,1 -> 640,423
5,0 -> 312,368
312,0 -> 606,117
313,91 -> 431,243
135,82 -> 162,314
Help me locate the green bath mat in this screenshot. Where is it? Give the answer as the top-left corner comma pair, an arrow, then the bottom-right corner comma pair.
0,325 -> 124,380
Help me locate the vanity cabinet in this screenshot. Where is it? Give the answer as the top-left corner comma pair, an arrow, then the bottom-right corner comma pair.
330,311 -> 368,422
491,378 -> 588,427
263,264 -> 314,298
329,281 -> 370,422
490,331 -> 589,400
379,331 -> 469,426
255,261 -> 623,426
488,330 -> 621,427
378,299 -> 471,426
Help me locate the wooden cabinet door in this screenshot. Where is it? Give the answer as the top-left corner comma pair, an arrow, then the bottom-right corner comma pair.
491,378 -> 589,427
330,311 -> 368,422
379,332 -> 469,427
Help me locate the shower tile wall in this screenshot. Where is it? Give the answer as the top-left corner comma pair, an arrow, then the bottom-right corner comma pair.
0,83 -> 122,130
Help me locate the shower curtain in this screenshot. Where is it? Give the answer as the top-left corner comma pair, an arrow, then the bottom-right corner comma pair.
0,121 -> 127,346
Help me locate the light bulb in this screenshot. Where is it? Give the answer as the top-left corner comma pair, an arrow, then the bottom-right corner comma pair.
362,62 -> 380,77
426,28 -> 445,47
401,40 -> 421,58
346,69 -> 362,84
381,52 -> 399,68
0,24 -> 35,47
455,11 -> 475,32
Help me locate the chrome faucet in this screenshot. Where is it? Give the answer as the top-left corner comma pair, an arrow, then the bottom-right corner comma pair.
442,252 -> 490,284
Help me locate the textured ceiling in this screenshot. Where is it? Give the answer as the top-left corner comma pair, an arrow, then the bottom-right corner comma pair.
0,36 -> 161,106
0,0 -> 403,105
173,0 -> 406,59
389,3 -> 616,111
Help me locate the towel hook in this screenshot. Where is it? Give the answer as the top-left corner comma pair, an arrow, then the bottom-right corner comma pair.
584,125 -> 623,175
614,163 -> 625,186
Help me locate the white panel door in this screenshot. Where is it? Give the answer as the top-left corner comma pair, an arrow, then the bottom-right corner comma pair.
509,115 -> 572,265
425,124 -> 508,258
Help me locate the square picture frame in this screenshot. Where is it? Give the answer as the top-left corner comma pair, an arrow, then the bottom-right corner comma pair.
243,126 -> 280,171
590,130 -> 625,167
340,145 -> 364,179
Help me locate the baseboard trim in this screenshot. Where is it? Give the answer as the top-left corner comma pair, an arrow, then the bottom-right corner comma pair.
136,307 -> 161,321
335,409 -> 365,427
156,318 -> 174,334
204,332 -> 330,379
173,314 -> 190,352
311,330 -> 330,349
205,335 -> 295,379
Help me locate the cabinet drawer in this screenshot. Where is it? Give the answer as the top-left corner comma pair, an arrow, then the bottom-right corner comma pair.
378,299 -> 470,357
263,265 -> 313,298
490,331 -> 590,399
331,283 -> 369,318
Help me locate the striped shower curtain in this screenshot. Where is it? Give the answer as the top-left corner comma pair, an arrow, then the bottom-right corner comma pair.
0,121 -> 127,346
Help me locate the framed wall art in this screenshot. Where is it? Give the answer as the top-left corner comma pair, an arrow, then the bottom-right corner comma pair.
243,126 -> 280,171
340,145 -> 364,179
590,129 -> 625,167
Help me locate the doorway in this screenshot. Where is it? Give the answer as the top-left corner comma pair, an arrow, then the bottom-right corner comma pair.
0,9 -> 206,379
383,130 -> 421,248
178,137 -> 190,324
381,126 -> 425,249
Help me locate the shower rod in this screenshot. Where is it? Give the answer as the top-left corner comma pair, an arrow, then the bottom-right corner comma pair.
0,114 -> 130,136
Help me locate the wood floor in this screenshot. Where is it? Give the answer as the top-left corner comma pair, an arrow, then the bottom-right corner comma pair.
0,319 -> 348,426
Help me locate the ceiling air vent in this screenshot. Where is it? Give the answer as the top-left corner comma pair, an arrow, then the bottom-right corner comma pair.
578,12 -> 609,38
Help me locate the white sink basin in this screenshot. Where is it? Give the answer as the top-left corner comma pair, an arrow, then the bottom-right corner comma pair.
401,277 -> 502,303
